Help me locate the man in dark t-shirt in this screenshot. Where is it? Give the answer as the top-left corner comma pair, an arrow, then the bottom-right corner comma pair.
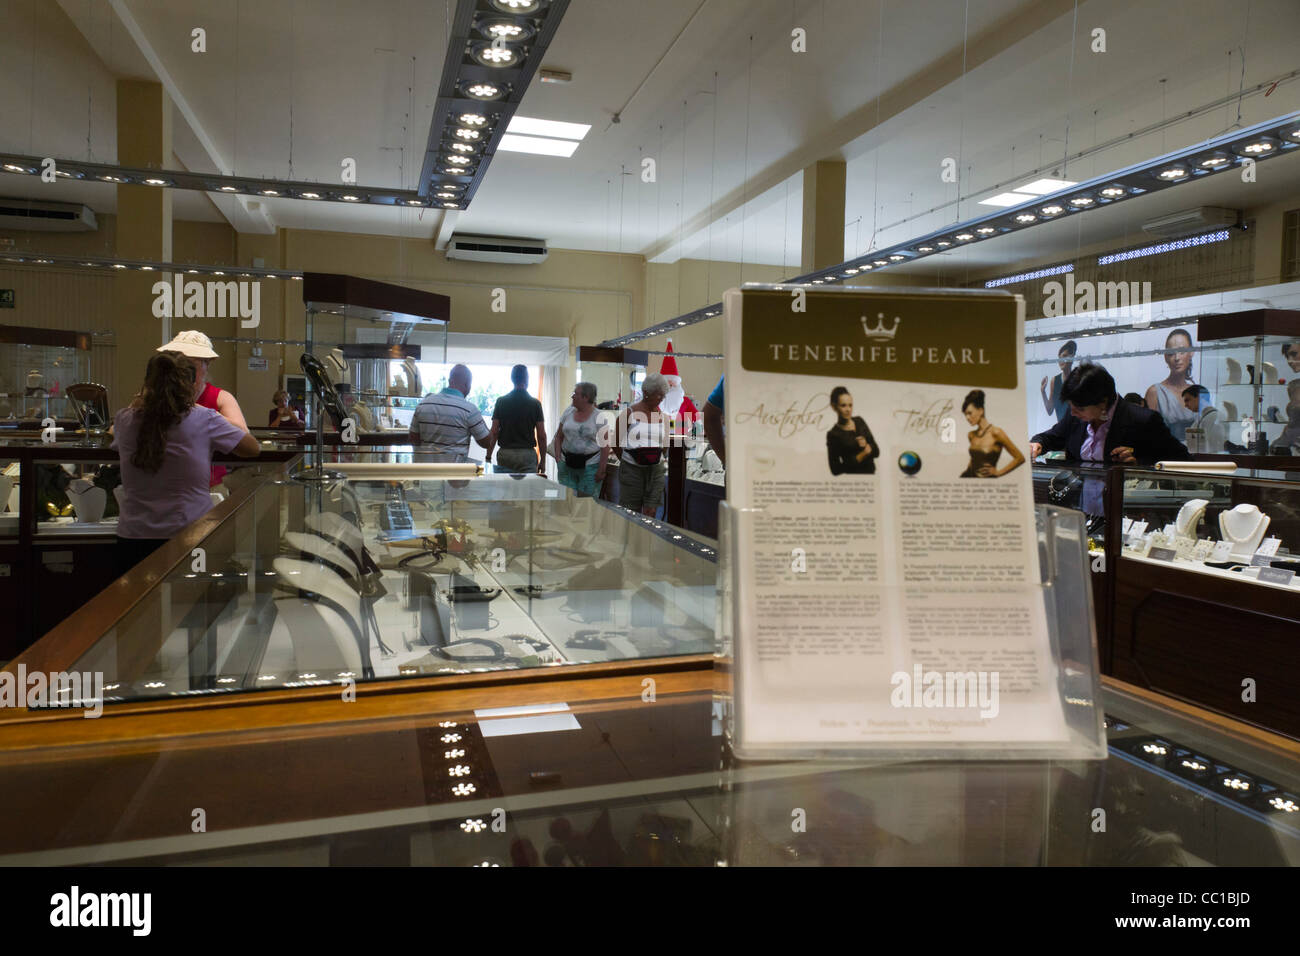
487,365 -> 546,474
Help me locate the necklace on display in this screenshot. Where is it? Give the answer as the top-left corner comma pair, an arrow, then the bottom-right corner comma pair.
1218,504 -> 1270,553
1174,498 -> 1209,538
975,423 -> 993,440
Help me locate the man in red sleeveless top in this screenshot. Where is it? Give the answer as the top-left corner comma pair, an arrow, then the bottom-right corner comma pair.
158,331 -> 249,488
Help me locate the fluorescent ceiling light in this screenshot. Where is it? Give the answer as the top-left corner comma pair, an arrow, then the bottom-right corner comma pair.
498,134 -> 580,157
1016,177 -> 1077,195
506,116 -> 591,140
979,191 -> 1037,207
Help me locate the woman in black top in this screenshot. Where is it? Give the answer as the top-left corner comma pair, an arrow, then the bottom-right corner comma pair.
826,386 -> 879,475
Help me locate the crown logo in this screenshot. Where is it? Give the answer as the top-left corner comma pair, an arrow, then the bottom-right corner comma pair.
861,312 -> 901,341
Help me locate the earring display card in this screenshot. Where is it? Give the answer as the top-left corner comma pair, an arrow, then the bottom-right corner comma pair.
721,284 -> 1103,759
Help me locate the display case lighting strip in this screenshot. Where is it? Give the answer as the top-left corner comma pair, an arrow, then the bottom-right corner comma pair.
416,0 -> 572,206
984,263 -> 1073,288
599,110 -> 1300,348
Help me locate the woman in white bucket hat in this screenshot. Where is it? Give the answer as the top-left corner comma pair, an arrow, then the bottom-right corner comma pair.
158,330 -> 249,488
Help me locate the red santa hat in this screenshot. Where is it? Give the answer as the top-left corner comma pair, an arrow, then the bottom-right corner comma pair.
660,340 -> 680,378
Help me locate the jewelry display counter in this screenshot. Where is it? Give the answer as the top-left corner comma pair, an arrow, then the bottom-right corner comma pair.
0,669 -> 1295,866
13,459 -> 718,704
1106,465 -> 1300,737
0,438 -> 301,656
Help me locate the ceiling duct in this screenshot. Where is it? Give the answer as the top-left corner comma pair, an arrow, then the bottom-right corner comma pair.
446,233 -> 548,264
0,198 -> 97,232
1141,206 -> 1240,238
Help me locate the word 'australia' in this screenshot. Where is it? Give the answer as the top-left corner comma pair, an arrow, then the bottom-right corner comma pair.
151,276 -> 260,327
768,344 -> 991,365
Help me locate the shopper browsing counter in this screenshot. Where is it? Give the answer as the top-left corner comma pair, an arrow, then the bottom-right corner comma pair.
617,372 -> 669,516
158,330 -> 249,488
552,382 -> 607,496
112,352 -> 259,571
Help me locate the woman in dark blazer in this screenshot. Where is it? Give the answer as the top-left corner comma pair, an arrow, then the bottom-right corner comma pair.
1030,364 -> 1188,466
826,386 -> 880,475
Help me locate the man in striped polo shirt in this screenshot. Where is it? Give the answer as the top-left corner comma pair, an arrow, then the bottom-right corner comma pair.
408,364 -> 490,462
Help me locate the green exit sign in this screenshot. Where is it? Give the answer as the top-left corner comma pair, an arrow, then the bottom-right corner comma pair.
0,290 -> 13,308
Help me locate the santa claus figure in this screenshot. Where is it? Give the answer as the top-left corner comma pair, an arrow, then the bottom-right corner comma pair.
657,341 -> 699,441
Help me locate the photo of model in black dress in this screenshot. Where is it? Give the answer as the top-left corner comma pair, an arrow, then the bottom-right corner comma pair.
960,389 -> 1026,478
826,386 -> 880,475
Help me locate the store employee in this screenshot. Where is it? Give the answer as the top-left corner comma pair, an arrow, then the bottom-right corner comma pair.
1029,363 -> 1188,466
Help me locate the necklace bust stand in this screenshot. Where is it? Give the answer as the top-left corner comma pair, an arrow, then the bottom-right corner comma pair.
1223,358 -> 1242,384
1219,504 -> 1270,556
1174,498 -> 1209,538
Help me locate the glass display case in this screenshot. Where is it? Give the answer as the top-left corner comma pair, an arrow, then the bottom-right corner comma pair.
302,273 -> 450,433
61,463 -> 718,704
0,323 -> 92,425
1109,465 -> 1300,737
1197,309 -> 1300,456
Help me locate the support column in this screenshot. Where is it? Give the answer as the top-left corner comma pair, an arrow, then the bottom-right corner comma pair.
113,80 -> 173,400
801,159 -> 846,273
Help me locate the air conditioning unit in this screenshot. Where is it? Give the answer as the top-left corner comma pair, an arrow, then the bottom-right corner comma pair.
446,233 -> 548,264
0,198 -> 97,232
1141,206 -> 1238,238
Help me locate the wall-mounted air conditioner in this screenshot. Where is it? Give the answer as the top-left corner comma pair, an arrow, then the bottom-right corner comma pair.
446,234 -> 548,264
0,198 -> 97,232
1142,206 -> 1239,238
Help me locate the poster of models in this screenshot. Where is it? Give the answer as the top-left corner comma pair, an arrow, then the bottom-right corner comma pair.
1027,324 -> 1204,443
723,285 -> 1070,755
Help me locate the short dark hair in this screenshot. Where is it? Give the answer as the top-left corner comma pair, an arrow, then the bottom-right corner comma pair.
1059,363 -> 1116,407
1182,384 -> 1210,401
510,364 -> 528,386
961,389 -> 985,412
829,386 -> 851,406
1059,340 -> 1077,357
1122,392 -> 1144,405
1283,342 -> 1300,357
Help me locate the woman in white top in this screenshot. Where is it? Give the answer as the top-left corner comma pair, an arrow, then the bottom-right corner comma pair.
551,381 -> 607,496
616,372 -> 669,516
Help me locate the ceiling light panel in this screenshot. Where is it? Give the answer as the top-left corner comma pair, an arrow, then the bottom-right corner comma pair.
1015,177 -> 1078,195
498,134 -> 580,157
417,0 -> 573,207
506,116 -> 590,140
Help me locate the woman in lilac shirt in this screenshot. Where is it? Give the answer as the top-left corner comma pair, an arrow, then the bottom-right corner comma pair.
112,352 -> 260,571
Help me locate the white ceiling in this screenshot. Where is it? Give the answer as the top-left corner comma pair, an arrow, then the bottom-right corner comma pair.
1,0 -> 1298,269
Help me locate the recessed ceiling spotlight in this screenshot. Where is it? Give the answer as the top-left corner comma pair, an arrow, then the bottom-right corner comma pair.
955,232 -> 974,241
480,19 -> 533,43
54,168 -> 83,179
975,226 -> 997,235
2,163 -> 34,174
1068,196 -> 1095,207
455,128 -> 482,141
446,155 -> 472,165
1156,165 -> 1188,181
435,191 -> 458,199
341,194 -> 361,201
1099,186 -> 1127,199
261,189 -> 280,196
450,142 -> 476,153
472,42 -> 518,66
459,113 -> 489,126
1014,213 -> 1037,223
405,199 -> 424,206
139,265 -> 154,270
1195,152 -> 1232,169
81,261 -> 97,267
444,166 -> 470,175
300,191 -> 321,199
916,245 -> 934,252
33,258 -> 52,264
143,177 -> 170,186
111,263 -> 128,269
219,185 -> 239,192
99,174 -> 128,183
888,253 -> 906,260
1238,138 -> 1277,155
1040,204 -> 1065,216
860,264 -> 872,270
490,0 -> 543,12
463,82 -> 503,100
935,240 -> 951,248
